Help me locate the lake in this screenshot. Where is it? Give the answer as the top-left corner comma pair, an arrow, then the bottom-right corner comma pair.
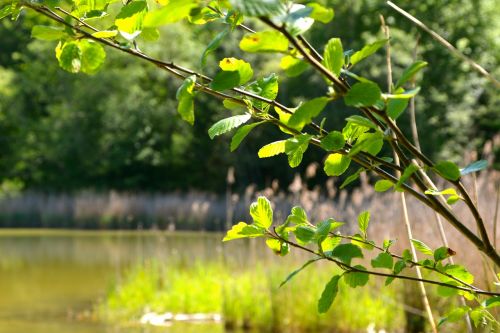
0,230 -> 232,333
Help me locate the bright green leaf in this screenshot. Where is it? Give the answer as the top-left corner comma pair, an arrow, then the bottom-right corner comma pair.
324,153 -> 351,176
92,30 -> 119,38
144,0 -> 196,27
211,58 -> 254,91
288,97 -> 329,131
115,0 -> 148,34
387,98 -> 409,120
434,246 -> 455,262
258,140 -> 287,158
176,75 -> 196,125
307,3 -> 334,23
287,206 -> 308,225
344,82 -> 382,107
321,131 -> 345,151
280,55 -> 308,77
350,39 -> 388,66
223,222 -> 266,241
79,39 -> 106,75
374,179 -> 394,192
344,265 -> 369,288
208,114 -> 251,139
294,225 -> 316,244
411,239 -> 434,256
240,31 -> 289,53
330,243 -> 363,265
357,211 -> 370,237
395,60 -> 428,89
200,28 -> 230,67
31,25 -> 66,41
231,122 -> 264,152
322,38 -> 344,76
56,41 -> 82,73
249,196 -> 273,229
371,252 -> 393,269
285,134 -> 312,168
434,161 -> 461,181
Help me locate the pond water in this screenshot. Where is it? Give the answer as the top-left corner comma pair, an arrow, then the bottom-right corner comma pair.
0,230 -> 230,333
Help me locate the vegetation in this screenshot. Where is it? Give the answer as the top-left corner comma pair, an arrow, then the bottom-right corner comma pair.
0,0 -> 499,332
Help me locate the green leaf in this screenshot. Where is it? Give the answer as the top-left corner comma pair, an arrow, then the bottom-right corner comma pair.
321,131 -> 345,151
307,3 -> 334,23
280,258 -> 322,288
322,38 -> 344,76
200,28 -> 230,67
396,163 -> 420,189
350,39 -> 387,66
374,179 -> 394,192
357,211 -> 370,237
265,238 -> 288,256
223,222 -> 266,241
434,246 -> 455,262
315,218 -> 339,243
280,55 -> 308,77
383,239 -> 396,251
229,0 -> 286,17
344,265 -> 369,288
441,264 -> 474,284
208,114 -> 251,139
0,5 -> 12,20
371,252 -> 393,269
231,122 -> 264,152
344,82 -> 382,107
31,25 -> 66,41
144,0 -> 196,27
387,98 -> 409,120
287,206 -> 308,225
348,132 -> 383,157
433,161 -> 461,181
318,275 -> 341,313
247,74 -> 279,110
483,296 -> 500,308
258,140 -> 287,158
411,239 -> 434,256
278,4 -> 314,36
324,153 -> 351,176
384,87 -> 421,99
115,0 -> 148,34
92,30 -> 119,38
321,236 -> 342,252
460,160 -> 488,176
249,196 -> 273,229
339,168 -> 364,189
469,308 -> 487,328
240,31 -> 289,53
79,40 -> 106,75
350,234 -> 375,250
331,244 -> 363,265
294,225 -> 316,244
344,115 -> 378,130
288,97 -> 329,131
285,134 -> 312,168
211,58 -> 254,91
395,61 -> 428,89
56,41 -> 82,73
439,306 -> 471,326
176,75 -> 197,125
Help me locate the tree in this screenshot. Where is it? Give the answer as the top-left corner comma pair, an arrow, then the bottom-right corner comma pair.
1,0 -> 498,330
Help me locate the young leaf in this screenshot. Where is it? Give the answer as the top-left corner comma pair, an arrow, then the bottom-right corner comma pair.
411,239 -> 434,256
331,244 -> 363,265
223,222 -> 266,241
200,28 -> 230,67
211,58 -> 254,91
79,40 -> 106,75
324,153 -> 351,176
31,25 -> 66,41
294,225 -> 316,244
144,0 -> 197,27
208,114 -> 251,139
287,206 -> 308,225
357,211 -> 370,237
258,140 -> 287,158
344,82 -> 382,107
280,55 -> 308,77
460,160 -> 488,176
350,39 -> 388,66
56,41 -> 82,73
285,134 -> 312,168
249,196 -> 273,229
320,131 -> 345,151
318,275 -> 341,313
433,246 -> 456,262
307,3 -> 334,23
240,31 -> 289,53
176,75 -> 196,125
433,161 -> 461,181
374,179 -> 394,192
288,97 -> 329,131
322,38 -> 344,76
115,0 -> 148,34
387,98 -> 409,120
395,61 -> 428,89
92,30 -> 119,38
229,0 -> 286,17
280,258 -> 322,288
371,252 -> 393,269
231,122 -> 264,152
344,265 -> 369,288
383,239 -> 396,251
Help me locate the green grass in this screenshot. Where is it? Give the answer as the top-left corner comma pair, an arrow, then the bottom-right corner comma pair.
98,259 -> 406,332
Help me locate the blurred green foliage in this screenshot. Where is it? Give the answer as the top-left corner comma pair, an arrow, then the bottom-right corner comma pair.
0,0 -> 498,193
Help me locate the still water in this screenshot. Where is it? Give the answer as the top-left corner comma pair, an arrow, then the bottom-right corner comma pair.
0,230 -> 229,333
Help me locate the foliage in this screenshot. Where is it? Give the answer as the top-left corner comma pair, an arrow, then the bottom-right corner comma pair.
1,0 -> 499,330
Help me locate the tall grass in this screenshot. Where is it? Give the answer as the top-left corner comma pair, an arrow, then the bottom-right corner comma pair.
98,259 -> 406,333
